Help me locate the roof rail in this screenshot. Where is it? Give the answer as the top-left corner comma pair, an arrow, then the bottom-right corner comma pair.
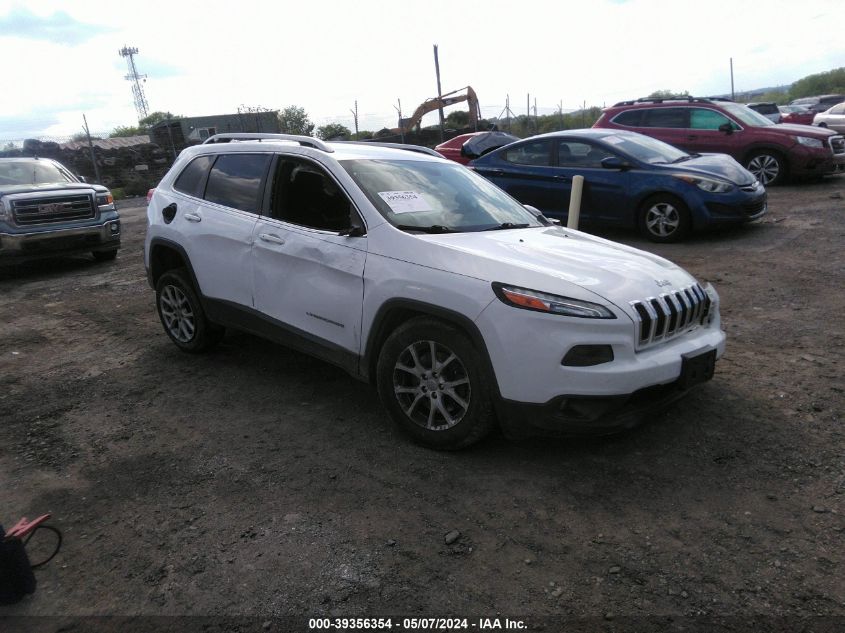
203,133 -> 333,153
333,141 -> 443,158
613,96 -> 735,107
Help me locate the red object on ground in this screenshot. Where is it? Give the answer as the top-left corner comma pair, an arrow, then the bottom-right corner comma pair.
4,514 -> 51,541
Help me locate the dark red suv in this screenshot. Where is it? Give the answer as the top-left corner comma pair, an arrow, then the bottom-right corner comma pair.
594,97 -> 845,185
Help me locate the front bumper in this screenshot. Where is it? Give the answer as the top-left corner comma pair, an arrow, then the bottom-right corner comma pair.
789,142 -> 845,177
0,216 -> 121,262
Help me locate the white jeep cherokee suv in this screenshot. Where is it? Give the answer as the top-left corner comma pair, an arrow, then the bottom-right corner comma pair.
144,133 -> 725,449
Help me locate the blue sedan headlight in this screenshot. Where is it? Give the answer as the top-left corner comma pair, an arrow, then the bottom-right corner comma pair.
672,174 -> 734,193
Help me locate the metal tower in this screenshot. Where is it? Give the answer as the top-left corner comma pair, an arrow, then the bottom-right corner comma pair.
119,46 -> 150,120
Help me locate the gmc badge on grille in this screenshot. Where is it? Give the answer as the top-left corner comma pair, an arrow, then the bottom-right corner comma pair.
654,279 -> 672,287
37,203 -> 67,214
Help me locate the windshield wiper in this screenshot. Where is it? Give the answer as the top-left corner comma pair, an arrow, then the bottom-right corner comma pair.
671,153 -> 700,163
483,222 -> 531,231
395,224 -> 457,234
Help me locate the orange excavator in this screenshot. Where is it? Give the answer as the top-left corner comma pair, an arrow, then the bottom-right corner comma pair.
396,86 -> 481,135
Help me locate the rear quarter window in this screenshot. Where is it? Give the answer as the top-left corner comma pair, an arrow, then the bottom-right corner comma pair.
173,155 -> 214,197
502,140 -> 551,166
203,153 -> 272,213
611,110 -> 644,127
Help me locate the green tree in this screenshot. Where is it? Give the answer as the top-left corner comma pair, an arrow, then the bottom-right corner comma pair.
789,67 -> 845,100
647,89 -> 690,99
316,123 -> 351,140
445,110 -> 469,128
139,111 -> 182,127
278,106 -> 314,136
110,125 -> 144,138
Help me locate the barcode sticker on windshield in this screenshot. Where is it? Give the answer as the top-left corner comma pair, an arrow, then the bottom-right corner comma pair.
603,136 -> 625,145
377,191 -> 433,214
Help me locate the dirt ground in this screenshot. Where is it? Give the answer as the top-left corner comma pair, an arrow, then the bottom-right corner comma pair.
1,177 -> 843,631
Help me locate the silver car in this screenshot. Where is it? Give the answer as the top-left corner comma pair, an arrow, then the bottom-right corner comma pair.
813,102 -> 845,134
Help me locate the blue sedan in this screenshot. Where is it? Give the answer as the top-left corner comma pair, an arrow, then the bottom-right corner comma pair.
469,129 -> 767,242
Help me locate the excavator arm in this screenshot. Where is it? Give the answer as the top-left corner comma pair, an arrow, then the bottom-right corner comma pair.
398,86 -> 481,134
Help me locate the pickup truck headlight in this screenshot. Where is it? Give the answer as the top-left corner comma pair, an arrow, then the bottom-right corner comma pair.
96,193 -> 115,207
673,174 -> 733,193
0,199 -> 8,222
795,136 -> 824,149
493,283 -> 616,318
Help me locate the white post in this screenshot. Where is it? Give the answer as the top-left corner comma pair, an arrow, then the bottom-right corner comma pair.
567,175 -> 584,229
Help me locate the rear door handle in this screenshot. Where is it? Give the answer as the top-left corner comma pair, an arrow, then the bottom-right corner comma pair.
259,233 -> 285,245
687,135 -> 698,140
184,212 -> 202,222
552,175 -> 570,181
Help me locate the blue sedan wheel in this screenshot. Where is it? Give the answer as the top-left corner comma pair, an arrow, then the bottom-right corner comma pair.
638,195 -> 691,243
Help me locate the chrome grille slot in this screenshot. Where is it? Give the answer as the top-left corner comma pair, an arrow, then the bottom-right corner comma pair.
630,283 -> 711,348
12,194 -> 95,226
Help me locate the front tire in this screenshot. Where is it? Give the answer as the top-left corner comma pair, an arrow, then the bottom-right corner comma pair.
745,151 -> 786,186
638,195 -> 691,243
376,317 -> 494,450
155,269 -> 224,353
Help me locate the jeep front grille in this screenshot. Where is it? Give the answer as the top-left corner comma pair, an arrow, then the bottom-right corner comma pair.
630,283 -> 711,347
831,136 -> 845,155
12,194 -> 96,226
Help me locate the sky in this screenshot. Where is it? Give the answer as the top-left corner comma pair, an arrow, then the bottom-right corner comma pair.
1,0 -> 843,140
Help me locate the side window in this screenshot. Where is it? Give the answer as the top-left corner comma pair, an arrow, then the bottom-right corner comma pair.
830,104 -> 845,115
502,140 -> 551,166
557,141 -> 614,168
270,158 -> 352,231
643,108 -> 688,128
203,153 -> 271,213
173,155 -> 214,197
611,110 -> 643,127
690,108 -> 732,130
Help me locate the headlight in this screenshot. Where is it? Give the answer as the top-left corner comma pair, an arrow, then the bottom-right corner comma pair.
0,199 -> 9,222
492,283 -> 616,319
672,174 -> 733,193
795,136 -> 824,148
96,192 -> 115,208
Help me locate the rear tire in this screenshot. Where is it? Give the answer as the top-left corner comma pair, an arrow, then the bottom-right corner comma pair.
638,195 -> 691,243
376,317 -> 494,450
155,269 -> 224,353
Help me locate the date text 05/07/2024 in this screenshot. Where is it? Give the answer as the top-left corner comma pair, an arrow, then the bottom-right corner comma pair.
308,617 -> 528,630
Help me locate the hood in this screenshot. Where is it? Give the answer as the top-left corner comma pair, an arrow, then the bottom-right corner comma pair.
372,224 -> 697,313
660,153 -> 755,185
462,132 -> 520,157
0,182 -> 104,197
769,123 -> 836,138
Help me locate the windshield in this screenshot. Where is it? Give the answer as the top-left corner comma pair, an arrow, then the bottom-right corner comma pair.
340,159 -> 542,232
721,102 -> 775,127
600,133 -> 688,164
0,160 -> 74,186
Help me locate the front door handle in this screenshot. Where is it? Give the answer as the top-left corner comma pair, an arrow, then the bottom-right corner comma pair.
259,233 -> 286,245
687,135 -> 699,140
184,213 -> 202,223
552,175 -> 570,181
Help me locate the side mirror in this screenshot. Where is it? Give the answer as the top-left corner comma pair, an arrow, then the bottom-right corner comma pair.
600,156 -> 630,170
77,175 -> 87,183
460,146 -> 479,159
718,123 -> 733,135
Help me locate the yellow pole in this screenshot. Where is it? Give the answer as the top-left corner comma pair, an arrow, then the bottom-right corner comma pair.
567,175 -> 584,229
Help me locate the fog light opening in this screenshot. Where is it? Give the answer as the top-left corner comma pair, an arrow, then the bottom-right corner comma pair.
562,345 -> 614,367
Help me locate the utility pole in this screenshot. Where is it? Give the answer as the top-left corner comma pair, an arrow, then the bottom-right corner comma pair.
558,100 -> 564,130
82,114 -> 102,185
394,99 -> 404,144
349,100 -> 359,137
534,97 -> 538,129
433,44 -> 445,142
730,57 -> 735,101
119,46 -> 149,121
526,93 -> 530,133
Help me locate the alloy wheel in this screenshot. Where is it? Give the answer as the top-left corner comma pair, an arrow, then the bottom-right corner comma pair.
644,202 -> 680,238
392,340 -> 471,431
159,284 -> 196,343
747,154 -> 780,185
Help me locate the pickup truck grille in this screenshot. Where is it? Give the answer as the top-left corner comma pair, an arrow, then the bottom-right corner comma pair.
831,136 -> 845,155
12,194 -> 96,226
630,283 -> 712,348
